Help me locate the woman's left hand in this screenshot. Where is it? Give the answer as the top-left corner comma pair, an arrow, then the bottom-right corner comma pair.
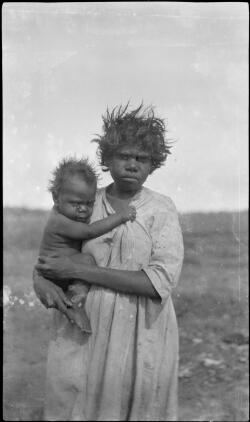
36,254 -> 76,281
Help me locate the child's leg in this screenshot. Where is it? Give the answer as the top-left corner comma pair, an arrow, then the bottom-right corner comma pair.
66,253 -> 96,333
68,282 -> 89,299
66,283 -> 91,332
65,303 -> 92,333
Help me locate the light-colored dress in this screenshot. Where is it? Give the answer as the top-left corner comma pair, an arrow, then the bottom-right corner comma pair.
44,186 -> 184,421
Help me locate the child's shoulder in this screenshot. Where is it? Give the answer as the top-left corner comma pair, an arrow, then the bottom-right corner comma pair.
48,206 -> 62,221
46,207 -> 70,229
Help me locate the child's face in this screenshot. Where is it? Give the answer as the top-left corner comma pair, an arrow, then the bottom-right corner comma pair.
54,175 -> 96,223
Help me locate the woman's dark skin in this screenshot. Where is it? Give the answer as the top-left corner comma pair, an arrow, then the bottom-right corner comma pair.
34,146 -> 161,320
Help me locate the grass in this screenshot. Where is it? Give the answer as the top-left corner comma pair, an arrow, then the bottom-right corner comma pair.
3,207 -> 249,421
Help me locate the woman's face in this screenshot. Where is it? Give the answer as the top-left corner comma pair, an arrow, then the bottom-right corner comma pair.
107,145 -> 152,194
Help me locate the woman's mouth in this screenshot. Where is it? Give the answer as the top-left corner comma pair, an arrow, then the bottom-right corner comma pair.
121,176 -> 138,181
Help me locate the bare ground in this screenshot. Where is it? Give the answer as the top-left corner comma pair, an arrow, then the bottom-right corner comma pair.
3,209 -> 249,421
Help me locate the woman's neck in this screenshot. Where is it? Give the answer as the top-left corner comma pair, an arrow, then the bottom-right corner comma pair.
107,183 -> 142,201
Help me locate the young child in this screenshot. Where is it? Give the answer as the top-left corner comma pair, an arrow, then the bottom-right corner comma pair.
38,156 -> 136,333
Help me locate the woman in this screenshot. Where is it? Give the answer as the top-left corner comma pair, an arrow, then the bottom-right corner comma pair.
34,104 -> 184,421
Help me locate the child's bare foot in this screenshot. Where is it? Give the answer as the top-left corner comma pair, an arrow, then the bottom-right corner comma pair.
67,306 -> 92,333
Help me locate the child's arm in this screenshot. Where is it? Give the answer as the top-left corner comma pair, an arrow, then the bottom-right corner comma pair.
55,205 -> 136,240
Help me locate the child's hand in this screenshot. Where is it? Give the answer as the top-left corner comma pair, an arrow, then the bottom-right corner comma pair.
33,269 -> 73,315
128,205 -> 136,222
120,205 -> 136,222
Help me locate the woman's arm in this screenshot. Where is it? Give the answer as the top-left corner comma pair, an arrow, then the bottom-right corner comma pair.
69,262 -> 160,298
36,254 -> 160,299
36,199 -> 183,302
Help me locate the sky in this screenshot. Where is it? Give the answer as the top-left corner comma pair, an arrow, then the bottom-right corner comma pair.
3,2 -> 249,213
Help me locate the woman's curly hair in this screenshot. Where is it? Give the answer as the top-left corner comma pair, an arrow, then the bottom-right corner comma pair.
92,103 -> 172,173
48,156 -> 98,197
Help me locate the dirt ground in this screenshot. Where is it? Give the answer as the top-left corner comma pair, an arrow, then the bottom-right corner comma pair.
3,209 -> 249,421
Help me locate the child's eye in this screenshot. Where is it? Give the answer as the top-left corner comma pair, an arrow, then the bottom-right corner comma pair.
117,153 -> 130,160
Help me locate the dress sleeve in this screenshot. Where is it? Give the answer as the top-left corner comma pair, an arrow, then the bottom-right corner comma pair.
141,198 -> 184,304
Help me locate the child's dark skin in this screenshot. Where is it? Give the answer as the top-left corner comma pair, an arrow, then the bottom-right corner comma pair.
38,174 -> 136,332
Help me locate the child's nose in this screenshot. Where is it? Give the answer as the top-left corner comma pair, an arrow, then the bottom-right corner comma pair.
77,204 -> 87,212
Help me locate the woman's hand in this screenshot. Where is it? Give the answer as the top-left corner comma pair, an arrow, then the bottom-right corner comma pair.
35,254 -> 76,282
33,268 -> 73,317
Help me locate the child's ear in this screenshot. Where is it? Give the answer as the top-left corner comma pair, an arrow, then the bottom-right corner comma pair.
149,165 -> 154,175
52,192 -> 59,205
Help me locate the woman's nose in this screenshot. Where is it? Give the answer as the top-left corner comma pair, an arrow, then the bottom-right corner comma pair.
126,158 -> 138,171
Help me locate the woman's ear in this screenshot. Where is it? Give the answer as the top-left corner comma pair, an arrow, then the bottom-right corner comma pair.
103,157 -> 112,172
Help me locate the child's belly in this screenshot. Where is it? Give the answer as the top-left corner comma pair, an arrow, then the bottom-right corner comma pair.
39,244 -> 81,257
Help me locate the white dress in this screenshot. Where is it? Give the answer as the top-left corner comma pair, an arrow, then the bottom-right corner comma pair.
44,186 -> 184,421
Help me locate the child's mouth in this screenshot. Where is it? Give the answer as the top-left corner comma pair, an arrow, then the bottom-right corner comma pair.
76,215 -> 88,222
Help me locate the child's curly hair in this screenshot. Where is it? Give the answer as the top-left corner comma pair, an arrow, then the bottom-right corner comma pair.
48,156 -> 98,197
92,103 -> 172,173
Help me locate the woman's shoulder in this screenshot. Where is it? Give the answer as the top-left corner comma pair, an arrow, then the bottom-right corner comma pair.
142,188 -> 182,232
143,187 -> 177,212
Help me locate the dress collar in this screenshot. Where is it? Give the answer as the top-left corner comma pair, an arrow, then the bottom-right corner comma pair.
102,184 -> 152,211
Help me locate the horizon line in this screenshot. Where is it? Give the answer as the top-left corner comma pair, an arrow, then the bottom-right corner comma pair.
3,204 -> 249,215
